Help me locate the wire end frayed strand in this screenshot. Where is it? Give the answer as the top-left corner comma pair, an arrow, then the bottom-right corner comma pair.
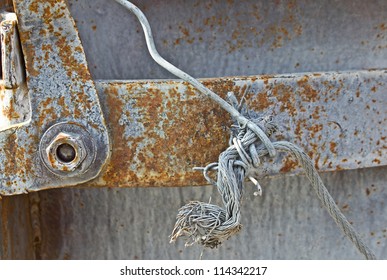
169,201 -> 242,249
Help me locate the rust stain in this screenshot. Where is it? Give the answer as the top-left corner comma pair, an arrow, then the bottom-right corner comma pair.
297,76 -> 319,102
1,129 -> 32,187
310,124 -> 323,134
280,157 -> 299,173
272,84 -> 297,116
15,0 -> 99,129
168,1 -> 303,52
330,142 -> 337,154
100,81 -> 233,187
294,119 -> 304,141
3,133 -> 18,180
90,69 -> 387,188
101,86 -> 133,186
373,158 -> 381,164
29,1 -> 39,13
253,92 -> 274,111
2,99 -> 20,120
55,37 -> 90,82
57,96 -> 70,118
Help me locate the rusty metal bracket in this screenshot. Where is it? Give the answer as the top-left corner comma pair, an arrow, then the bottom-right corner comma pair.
0,0 -> 110,195
0,0 -> 386,196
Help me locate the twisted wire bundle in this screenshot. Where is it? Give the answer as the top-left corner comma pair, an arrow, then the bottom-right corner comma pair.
170,94 -> 275,248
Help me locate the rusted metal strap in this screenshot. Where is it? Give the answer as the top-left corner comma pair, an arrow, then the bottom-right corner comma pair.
1,69 -> 386,194
89,69 -> 386,189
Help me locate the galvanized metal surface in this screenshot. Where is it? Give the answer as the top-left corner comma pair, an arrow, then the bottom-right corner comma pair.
0,0 -> 110,195
1,0 -> 387,259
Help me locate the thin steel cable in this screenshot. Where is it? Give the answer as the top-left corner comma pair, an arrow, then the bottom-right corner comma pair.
113,0 -> 276,158
272,141 -> 376,260
114,0 -> 376,260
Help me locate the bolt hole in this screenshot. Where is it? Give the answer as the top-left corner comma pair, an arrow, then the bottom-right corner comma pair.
56,143 -> 76,163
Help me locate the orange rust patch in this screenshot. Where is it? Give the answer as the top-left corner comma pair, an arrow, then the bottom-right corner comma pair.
297,76 -> 319,102
373,158 -> 381,164
272,84 -> 297,116
55,37 -> 90,82
2,131 -> 32,185
2,100 -> 20,120
310,124 -> 323,133
280,157 -> 299,173
101,86 -> 130,185
294,120 -> 305,141
57,96 -> 69,118
311,106 -> 321,120
3,133 -> 17,180
330,142 -> 337,154
253,92 -> 274,111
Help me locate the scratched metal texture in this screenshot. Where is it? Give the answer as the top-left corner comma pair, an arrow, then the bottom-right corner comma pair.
2,0 -> 387,259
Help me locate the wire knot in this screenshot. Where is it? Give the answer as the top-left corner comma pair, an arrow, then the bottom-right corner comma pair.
170,92 -> 276,248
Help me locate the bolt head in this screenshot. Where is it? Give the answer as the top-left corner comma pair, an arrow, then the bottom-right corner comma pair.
40,122 -> 96,177
45,132 -> 87,172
